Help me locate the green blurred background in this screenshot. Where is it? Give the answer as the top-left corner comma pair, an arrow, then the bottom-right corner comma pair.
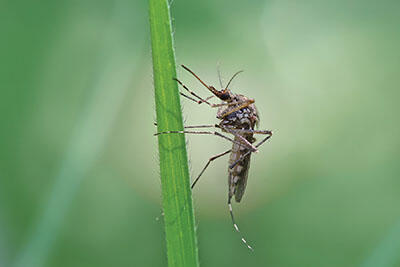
1,0 -> 400,266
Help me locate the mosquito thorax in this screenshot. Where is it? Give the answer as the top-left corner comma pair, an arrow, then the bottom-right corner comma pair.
217,94 -> 259,131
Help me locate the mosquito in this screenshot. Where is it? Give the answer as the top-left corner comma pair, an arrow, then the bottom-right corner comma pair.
155,64 -> 273,251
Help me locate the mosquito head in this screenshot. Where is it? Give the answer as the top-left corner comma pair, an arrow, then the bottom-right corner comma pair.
180,64 -> 240,103
214,69 -> 243,102
214,88 -> 234,102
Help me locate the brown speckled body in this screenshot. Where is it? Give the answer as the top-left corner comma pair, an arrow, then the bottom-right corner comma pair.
218,94 -> 259,203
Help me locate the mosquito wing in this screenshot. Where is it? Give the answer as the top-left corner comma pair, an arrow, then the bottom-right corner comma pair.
228,150 -> 252,203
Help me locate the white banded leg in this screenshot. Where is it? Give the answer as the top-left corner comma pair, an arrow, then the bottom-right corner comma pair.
229,131 -> 272,169
228,195 -> 254,251
221,127 -> 259,153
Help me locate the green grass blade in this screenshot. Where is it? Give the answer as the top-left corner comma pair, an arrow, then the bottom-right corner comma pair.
361,218 -> 400,267
149,0 -> 199,267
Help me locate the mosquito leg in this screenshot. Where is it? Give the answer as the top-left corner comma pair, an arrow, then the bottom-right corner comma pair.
154,124 -> 265,154
175,73 -> 251,109
222,127 -> 273,136
156,123 -> 263,133
254,132 -> 273,149
203,95 -> 215,102
220,127 -> 259,153
228,195 -> 254,251
229,132 -> 272,169
210,99 -> 254,108
174,78 -> 212,106
177,98 -> 251,109
191,149 -> 231,189
180,92 -> 201,103
154,130 -> 252,149
154,123 -> 217,129
180,93 -> 215,105
183,124 -> 216,129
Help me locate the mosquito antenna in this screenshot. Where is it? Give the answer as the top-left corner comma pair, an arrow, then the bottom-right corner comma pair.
228,196 -> 254,251
217,61 -> 224,88
225,70 -> 244,91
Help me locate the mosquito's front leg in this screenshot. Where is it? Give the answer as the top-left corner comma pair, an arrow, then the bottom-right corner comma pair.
179,92 -> 215,105
174,75 -> 252,108
153,122 -> 216,128
174,78 -> 213,106
183,124 -> 216,129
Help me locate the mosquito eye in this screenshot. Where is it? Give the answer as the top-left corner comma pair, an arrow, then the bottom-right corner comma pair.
219,92 -> 231,100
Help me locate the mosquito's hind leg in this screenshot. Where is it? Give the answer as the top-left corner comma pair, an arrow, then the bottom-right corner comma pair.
191,149 -> 231,189
229,131 -> 273,169
228,194 -> 254,251
219,127 -> 259,153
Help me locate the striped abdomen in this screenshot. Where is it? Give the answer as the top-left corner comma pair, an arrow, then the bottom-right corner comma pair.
228,134 -> 253,203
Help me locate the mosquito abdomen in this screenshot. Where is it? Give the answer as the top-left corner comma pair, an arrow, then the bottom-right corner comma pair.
228,135 -> 253,203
